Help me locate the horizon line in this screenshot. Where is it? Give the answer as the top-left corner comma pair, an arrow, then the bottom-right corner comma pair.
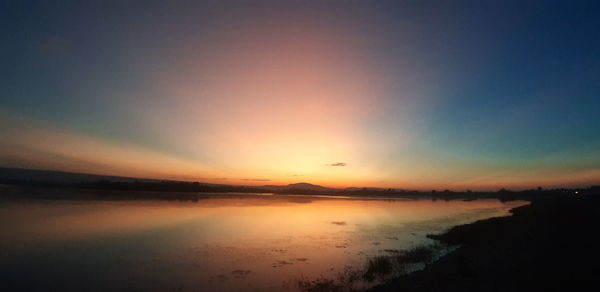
1,166 -> 598,192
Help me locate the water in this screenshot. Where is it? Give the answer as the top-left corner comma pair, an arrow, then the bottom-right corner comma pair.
0,192 -> 527,291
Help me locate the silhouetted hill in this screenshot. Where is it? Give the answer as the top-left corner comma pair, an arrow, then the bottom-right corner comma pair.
258,182 -> 334,194
0,167 -> 337,195
0,167 -> 158,184
286,182 -> 332,191
0,168 -> 330,191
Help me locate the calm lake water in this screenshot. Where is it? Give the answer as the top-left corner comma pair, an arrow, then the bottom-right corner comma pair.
0,192 -> 526,291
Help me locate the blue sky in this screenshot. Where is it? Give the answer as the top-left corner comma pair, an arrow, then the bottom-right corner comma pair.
1,0 -> 599,189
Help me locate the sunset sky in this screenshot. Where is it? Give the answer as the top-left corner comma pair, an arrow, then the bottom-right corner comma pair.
1,1 -> 599,190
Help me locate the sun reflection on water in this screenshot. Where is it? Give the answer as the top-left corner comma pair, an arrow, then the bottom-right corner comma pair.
0,194 -> 527,291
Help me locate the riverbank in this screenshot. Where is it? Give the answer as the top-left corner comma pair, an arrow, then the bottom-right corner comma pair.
371,192 -> 600,291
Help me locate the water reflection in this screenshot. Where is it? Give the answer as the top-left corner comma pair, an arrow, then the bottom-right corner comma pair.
0,194 -> 527,291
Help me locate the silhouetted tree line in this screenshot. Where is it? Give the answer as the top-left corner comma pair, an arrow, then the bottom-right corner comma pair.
75,180 -> 268,193
0,178 -> 71,188
1,177 -> 597,202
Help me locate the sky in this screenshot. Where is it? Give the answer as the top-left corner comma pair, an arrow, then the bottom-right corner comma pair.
1,0 -> 599,190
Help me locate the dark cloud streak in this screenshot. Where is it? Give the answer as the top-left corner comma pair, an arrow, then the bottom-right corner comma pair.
327,162 -> 347,167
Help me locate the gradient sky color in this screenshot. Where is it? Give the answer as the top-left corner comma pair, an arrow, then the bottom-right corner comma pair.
1,1 -> 599,190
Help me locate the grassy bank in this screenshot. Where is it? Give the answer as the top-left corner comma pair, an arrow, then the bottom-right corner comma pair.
370,191 -> 600,291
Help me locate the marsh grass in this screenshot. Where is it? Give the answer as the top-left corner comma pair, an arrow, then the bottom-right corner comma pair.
397,245 -> 436,263
295,244 -> 448,292
296,265 -> 364,292
363,256 -> 394,282
296,276 -> 347,292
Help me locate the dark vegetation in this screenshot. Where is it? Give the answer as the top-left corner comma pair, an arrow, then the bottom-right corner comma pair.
362,245 -> 440,281
1,167 -> 592,202
370,188 -> 600,292
296,244 -> 445,292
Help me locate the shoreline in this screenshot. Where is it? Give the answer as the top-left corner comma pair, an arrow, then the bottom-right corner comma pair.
0,182 -> 552,203
370,192 -> 600,291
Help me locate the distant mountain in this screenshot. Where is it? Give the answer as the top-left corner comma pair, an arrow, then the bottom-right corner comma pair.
261,182 -> 334,192
286,182 -> 334,191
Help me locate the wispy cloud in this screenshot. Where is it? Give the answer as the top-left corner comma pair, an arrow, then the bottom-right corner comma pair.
242,178 -> 271,182
327,162 -> 347,167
